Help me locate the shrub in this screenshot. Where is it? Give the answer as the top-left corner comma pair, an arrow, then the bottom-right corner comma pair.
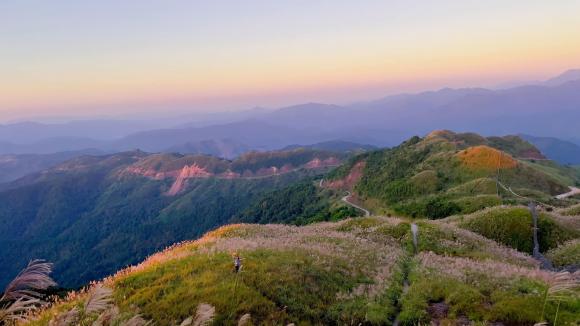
453,195 -> 502,214
391,196 -> 460,219
425,197 -> 461,219
546,239 -> 580,268
461,207 -> 577,254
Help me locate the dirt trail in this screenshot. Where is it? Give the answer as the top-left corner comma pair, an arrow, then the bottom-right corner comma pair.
556,186 -> 580,199
341,191 -> 370,217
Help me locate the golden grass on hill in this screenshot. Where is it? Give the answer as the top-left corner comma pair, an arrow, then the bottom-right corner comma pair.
457,145 -> 517,170
25,216 -> 580,325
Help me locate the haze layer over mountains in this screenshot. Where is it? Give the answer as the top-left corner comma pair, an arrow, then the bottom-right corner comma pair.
1,69 -> 580,161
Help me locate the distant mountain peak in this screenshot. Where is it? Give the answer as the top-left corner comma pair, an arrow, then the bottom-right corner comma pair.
544,68 -> 580,86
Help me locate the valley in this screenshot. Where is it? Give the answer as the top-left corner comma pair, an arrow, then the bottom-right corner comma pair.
0,148 -> 349,289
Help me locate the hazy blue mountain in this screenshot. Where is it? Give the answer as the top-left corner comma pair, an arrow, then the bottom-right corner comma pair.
543,68 -> 580,86
111,120 -> 319,152
283,140 -> 377,153
493,68 -> 580,88
2,70 -> 580,155
0,137 -> 106,155
174,107 -> 272,128
0,149 -> 104,183
521,134 -> 580,165
165,138 -> 250,159
93,80 -> 580,153
0,120 -> 164,143
345,81 -> 580,139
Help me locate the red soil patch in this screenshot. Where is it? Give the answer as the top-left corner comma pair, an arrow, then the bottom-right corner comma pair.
457,146 -> 517,170
122,166 -> 184,180
326,161 -> 366,190
166,164 -> 212,195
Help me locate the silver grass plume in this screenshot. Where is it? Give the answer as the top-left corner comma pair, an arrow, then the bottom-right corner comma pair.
123,314 -> 153,326
2,260 -> 56,302
0,260 -> 56,323
84,284 -> 113,314
546,271 -> 580,302
192,303 -> 215,326
237,313 -> 252,326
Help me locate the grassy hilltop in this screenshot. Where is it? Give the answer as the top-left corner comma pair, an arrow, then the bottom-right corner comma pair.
329,130 -> 580,218
26,214 -> 579,325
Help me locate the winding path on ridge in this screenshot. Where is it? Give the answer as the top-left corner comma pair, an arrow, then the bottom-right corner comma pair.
556,186 -> 580,199
319,178 -> 370,217
342,191 -> 371,217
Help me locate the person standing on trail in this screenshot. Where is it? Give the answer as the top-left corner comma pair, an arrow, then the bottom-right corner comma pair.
234,255 -> 242,273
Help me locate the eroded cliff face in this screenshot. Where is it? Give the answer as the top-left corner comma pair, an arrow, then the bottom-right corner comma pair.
166,164 -> 212,195
122,165 -> 183,180
326,161 -> 366,190
305,157 -> 341,169
120,155 -> 342,195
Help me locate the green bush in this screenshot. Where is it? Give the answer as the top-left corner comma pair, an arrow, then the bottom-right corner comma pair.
234,181 -> 361,226
391,195 -> 461,219
461,207 -> 578,253
546,239 -> 580,267
425,197 -> 461,219
453,195 -> 502,214
399,266 -> 579,325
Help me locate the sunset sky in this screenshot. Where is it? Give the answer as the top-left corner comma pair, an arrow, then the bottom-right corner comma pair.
1,1 -> 580,121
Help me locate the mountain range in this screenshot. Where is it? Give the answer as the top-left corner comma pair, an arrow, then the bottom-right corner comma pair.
521,134 -> 580,165
2,69 -> 580,158
0,149 -> 104,183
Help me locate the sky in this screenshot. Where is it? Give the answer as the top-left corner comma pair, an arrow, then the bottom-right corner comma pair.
1,1 -> 580,122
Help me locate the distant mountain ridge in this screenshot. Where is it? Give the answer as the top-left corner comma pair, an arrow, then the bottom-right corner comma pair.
521,134 -> 580,165
0,149 -> 104,183
282,140 -> 377,153
100,73 -> 580,151
165,138 -> 250,159
543,68 -> 580,86
1,69 -> 580,155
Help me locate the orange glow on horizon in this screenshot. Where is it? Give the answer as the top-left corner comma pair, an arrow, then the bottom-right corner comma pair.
1,2 -> 580,118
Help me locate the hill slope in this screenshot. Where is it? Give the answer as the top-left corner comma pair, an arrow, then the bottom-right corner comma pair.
328,131 -> 579,218
28,217 -> 579,325
0,149 -> 346,288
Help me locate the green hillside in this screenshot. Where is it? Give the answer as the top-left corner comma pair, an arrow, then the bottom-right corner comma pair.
0,149 -> 347,289
27,218 -> 580,325
232,181 -> 361,225
328,131 -> 579,218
